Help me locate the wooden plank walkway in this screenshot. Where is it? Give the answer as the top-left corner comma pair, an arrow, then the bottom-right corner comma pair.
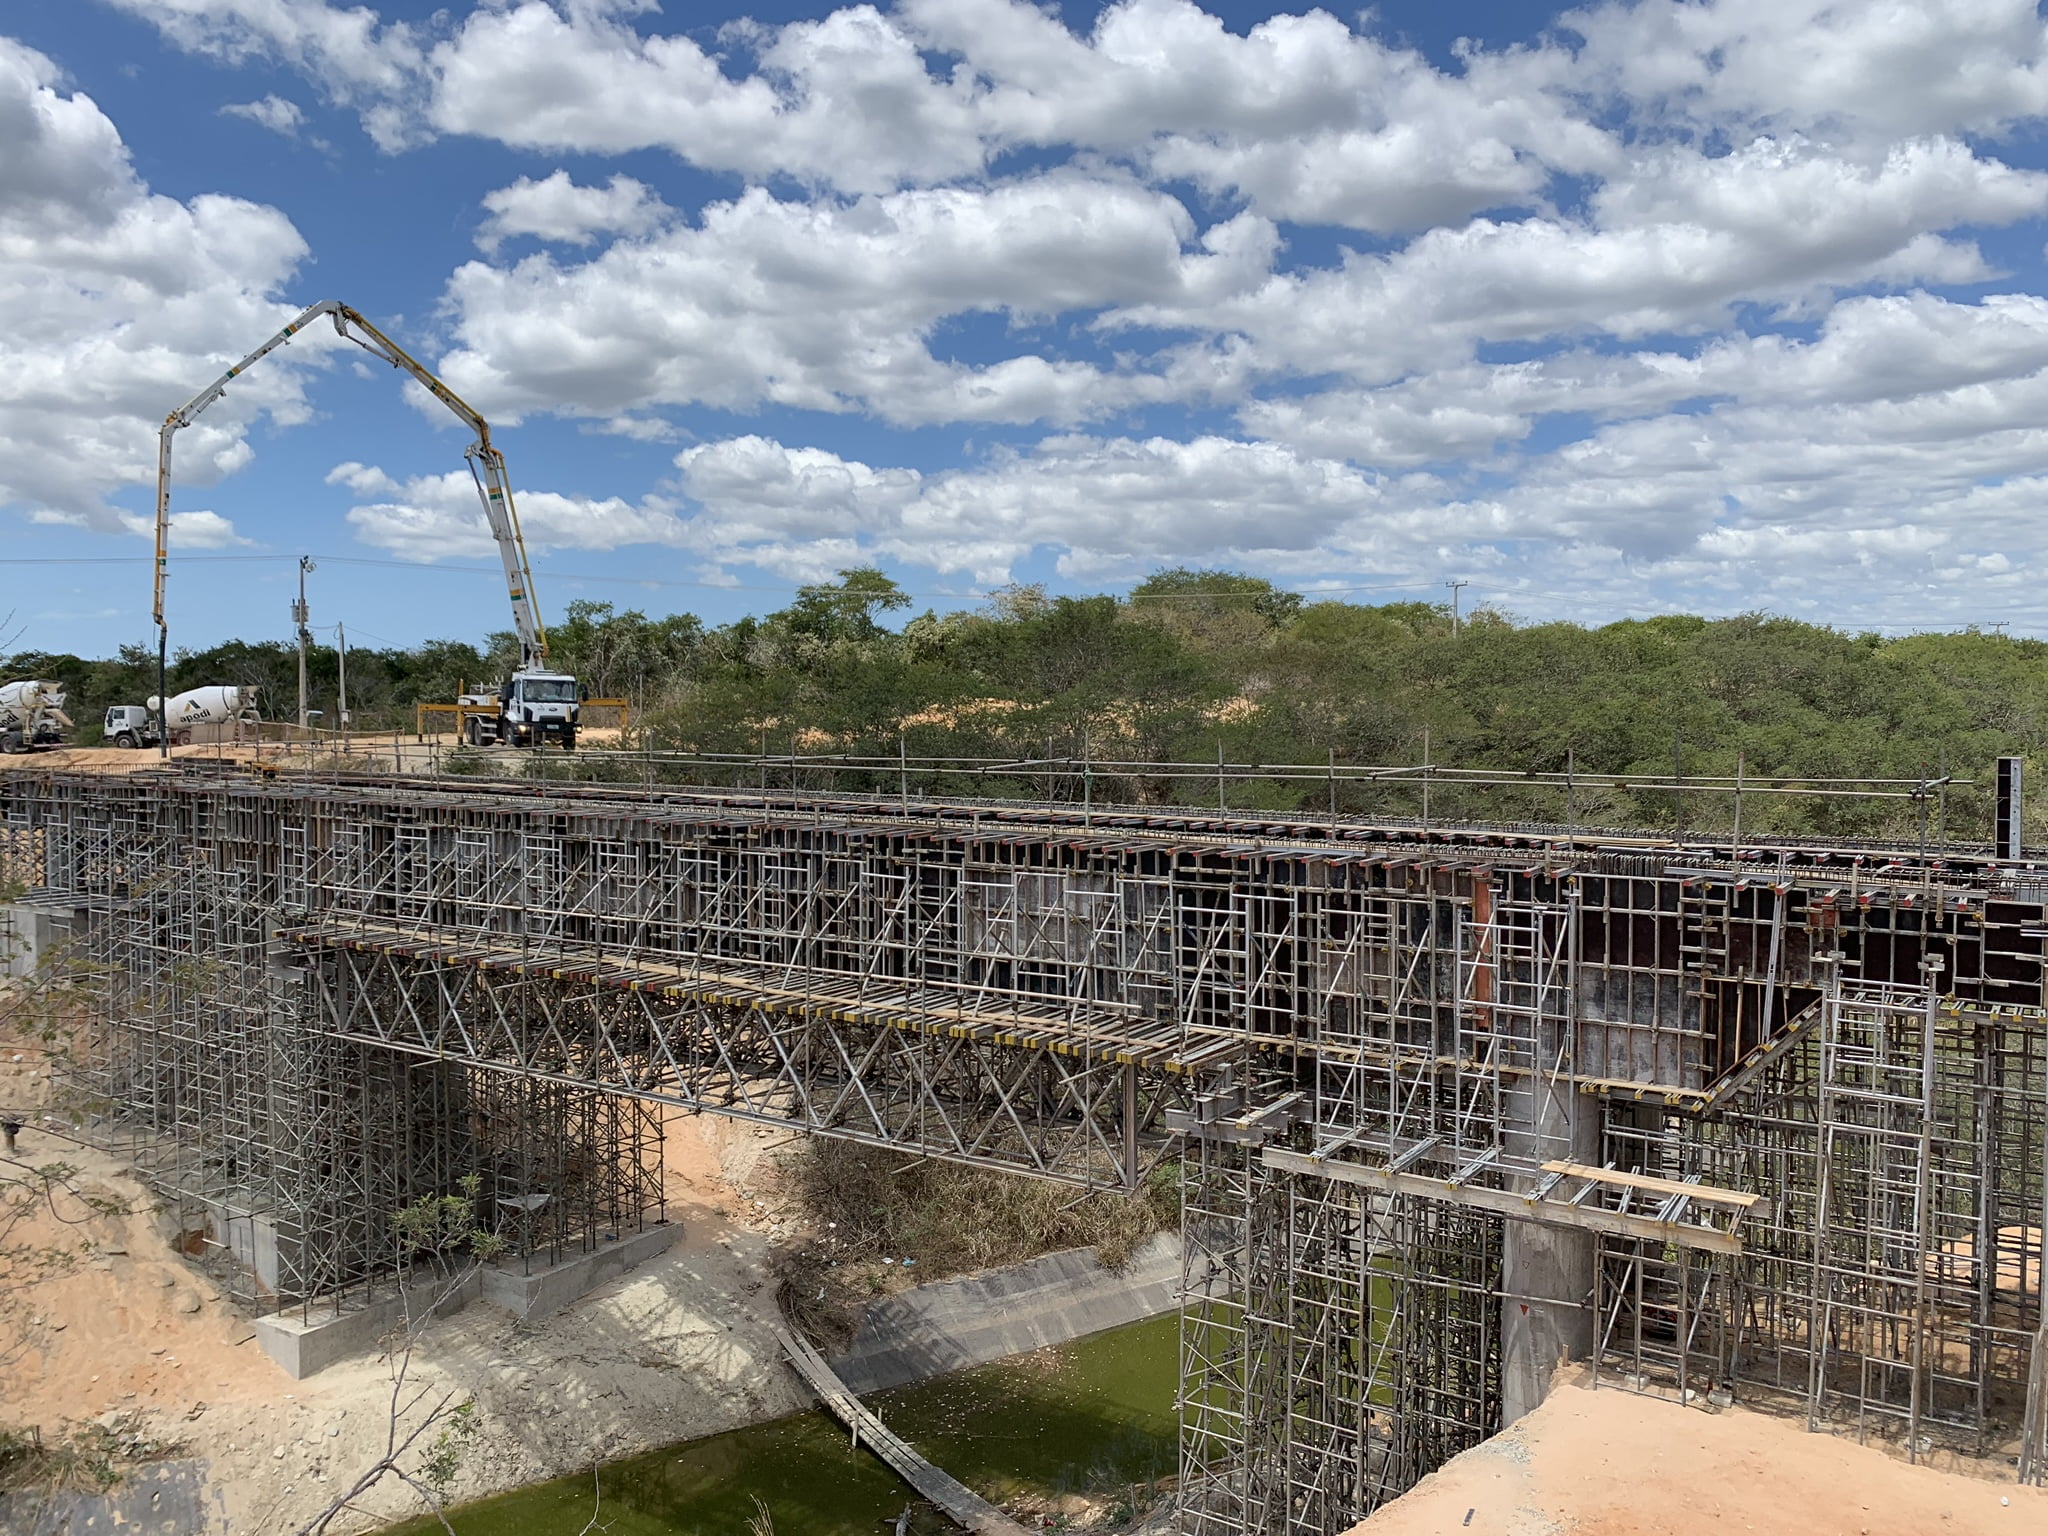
774,1324 -> 1035,1536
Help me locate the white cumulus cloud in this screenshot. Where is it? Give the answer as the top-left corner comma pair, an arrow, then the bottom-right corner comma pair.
0,37 -> 311,534
105,0 -> 427,146
330,461 -> 690,561
476,171 -> 669,253
71,1 -> 2048,628
437,171 -> 1251,426
670,433 -> 1396,585
220,93 -> 305,135
108,508 -> 251,547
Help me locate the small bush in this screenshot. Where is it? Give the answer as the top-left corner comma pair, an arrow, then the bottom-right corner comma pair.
771,1144 -> 1179,1345
440,747 -> 499,777
520,751 -> 641,784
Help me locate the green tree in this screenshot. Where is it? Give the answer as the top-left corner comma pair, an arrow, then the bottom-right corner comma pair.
544,600 -> 702,703
775,568 -> 911,643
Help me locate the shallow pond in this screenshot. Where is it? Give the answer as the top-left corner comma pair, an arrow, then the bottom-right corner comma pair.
381,1311 -> 1179,1535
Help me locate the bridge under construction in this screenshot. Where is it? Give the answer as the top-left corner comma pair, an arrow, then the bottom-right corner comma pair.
4,759 -> 2047,1533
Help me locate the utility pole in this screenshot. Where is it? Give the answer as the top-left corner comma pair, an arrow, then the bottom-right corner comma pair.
1446,579 -> 1469,635
337,620 -> 349,753
294,556 -> 315,734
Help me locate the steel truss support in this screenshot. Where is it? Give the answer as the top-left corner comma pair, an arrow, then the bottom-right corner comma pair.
288,928 -> 1186,1190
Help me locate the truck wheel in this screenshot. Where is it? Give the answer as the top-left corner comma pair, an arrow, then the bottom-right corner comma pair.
0,731 -> 22,755
464,719 -> 479,747
563,727 -> 576,753
114,732 -> 137,749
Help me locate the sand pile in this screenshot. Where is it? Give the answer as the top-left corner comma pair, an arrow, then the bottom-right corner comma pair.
1355,1367 -> 2046,1536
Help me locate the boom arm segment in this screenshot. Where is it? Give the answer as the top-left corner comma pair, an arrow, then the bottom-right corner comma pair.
154,300 -> 549,668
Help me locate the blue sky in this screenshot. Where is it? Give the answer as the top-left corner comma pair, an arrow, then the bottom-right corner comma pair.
7,0 -> 2048,660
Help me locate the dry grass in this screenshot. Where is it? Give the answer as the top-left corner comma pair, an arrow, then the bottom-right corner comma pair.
770,1144 -> 1179,1347
0,1413 -> 180,1497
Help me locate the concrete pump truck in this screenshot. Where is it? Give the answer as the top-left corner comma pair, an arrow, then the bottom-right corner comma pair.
155,301 -> 581,756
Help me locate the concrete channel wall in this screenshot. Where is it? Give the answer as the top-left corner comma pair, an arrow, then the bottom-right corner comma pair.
832,1232 -> 1189,1394
0,1458 -> 219,1536
259,1220 -> 1181,1387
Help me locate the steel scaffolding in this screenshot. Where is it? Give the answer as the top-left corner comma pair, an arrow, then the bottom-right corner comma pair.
1,762 -> 2045,1530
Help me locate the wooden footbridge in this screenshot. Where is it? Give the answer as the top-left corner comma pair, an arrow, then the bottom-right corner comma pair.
774,1324 -> 1035,1536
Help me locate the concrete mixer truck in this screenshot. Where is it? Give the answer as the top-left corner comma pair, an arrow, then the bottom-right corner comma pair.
155,685 -> 258,741
0,680 -> 72,753
102,686 -> 259,749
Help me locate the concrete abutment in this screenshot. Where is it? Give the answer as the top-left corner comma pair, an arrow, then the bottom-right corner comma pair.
254,1222 -> 680,1378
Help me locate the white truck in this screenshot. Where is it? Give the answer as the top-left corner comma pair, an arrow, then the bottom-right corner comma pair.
458,673 -> 582,749
103,704 -> 159,749
104,686 -> 258,749
0,680 -> 72,753
155,300 -> 578,757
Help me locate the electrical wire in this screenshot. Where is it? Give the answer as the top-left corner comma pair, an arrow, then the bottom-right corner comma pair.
0,551 -> 1458,603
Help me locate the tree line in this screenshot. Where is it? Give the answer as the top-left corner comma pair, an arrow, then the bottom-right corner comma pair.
9,568 -> 2044,840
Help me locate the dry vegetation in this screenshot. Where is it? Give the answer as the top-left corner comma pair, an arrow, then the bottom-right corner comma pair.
0,1412 -> 182,1501
770,1141 -> 1179,1346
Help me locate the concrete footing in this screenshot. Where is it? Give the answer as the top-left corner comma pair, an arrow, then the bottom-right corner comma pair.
255,1272 -> 483,1379
254,1222 -> 678,1379
1,900 -> 76,979
478,1224 -> 679,1320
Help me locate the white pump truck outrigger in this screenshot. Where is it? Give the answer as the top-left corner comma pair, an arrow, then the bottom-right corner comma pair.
154,301 -> 581,757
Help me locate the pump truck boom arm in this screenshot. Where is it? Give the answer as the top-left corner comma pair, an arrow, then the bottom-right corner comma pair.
154,300 -> 549,668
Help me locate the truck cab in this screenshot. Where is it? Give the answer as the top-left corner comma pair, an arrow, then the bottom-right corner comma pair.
461,669 -> 581,749
105,705 -> 159,749
504,671 -> 581,749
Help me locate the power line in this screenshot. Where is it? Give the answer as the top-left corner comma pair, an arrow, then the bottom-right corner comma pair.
0,551 -> 1457,604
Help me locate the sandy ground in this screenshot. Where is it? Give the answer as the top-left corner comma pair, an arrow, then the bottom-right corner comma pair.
1355,1364 -> 2048,1536
0,731 -> 629,777
0,743 -> 270,774
0,1112 -> 812,1534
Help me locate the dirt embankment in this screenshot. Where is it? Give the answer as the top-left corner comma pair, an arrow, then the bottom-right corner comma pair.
0,1114 -> 810,1533
1354,1365 -> 2048,1536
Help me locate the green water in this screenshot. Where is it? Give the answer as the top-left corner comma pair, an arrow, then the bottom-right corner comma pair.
381,1312 -> 1180,1535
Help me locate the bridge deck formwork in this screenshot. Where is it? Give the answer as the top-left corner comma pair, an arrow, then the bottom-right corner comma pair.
3,764 -> 2046,1532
